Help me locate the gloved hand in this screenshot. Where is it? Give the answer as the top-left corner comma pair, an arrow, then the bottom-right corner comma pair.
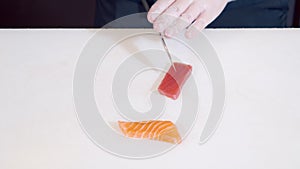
147,0 -> 228,38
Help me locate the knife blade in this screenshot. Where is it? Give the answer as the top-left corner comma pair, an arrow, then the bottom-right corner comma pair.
141,0 -> 176,71
159,33 -> 176,71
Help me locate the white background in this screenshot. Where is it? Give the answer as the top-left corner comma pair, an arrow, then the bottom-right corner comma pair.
0,29 -> 299,169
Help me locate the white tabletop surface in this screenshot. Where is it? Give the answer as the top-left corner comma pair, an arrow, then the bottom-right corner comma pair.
0,29 -> 300,169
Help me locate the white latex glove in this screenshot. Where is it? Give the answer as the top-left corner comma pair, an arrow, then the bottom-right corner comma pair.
147,0 -> 228,38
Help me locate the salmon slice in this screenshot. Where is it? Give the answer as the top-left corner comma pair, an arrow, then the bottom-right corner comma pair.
158,62 -> 192,100
118,120 -> 181,144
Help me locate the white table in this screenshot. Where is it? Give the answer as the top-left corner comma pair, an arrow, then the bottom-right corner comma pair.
0,29 -> 299,169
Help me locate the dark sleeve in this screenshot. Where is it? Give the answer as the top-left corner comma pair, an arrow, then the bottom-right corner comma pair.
95,0 -> 290,28
209,0 -> 290,28
95,0 -> 116,27
95,0 -> 153,27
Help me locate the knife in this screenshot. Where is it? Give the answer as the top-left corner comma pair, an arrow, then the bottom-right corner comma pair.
141,0 -> 176,71
159,33 -> 176,71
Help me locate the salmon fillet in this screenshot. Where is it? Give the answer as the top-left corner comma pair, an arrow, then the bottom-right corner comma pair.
158,62 -> 192,100
118,120 -> 181,144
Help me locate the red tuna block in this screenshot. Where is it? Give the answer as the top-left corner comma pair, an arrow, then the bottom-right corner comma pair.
158,62 -> 192,100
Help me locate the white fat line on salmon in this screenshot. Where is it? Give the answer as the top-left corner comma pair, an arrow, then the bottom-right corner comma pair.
157,125 -> 174,137
141,121 -> 159,138
148,121 -> 165,139
132,121 -> 150,138
125,122 -> 138,131
128,123 -> 144,137
152,122 -> 173,138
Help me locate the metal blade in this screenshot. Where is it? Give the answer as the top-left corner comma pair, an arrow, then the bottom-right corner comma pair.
160,33 -> 176,71
141,0 -> 176,71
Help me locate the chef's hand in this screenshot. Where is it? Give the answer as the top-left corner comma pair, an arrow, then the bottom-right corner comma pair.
147,0 -> 228,38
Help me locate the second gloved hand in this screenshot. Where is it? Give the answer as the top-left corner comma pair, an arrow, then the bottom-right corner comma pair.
147,0 -> 228,38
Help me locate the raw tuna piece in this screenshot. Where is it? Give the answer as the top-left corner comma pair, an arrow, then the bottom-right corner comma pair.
158,62 -> 192,100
